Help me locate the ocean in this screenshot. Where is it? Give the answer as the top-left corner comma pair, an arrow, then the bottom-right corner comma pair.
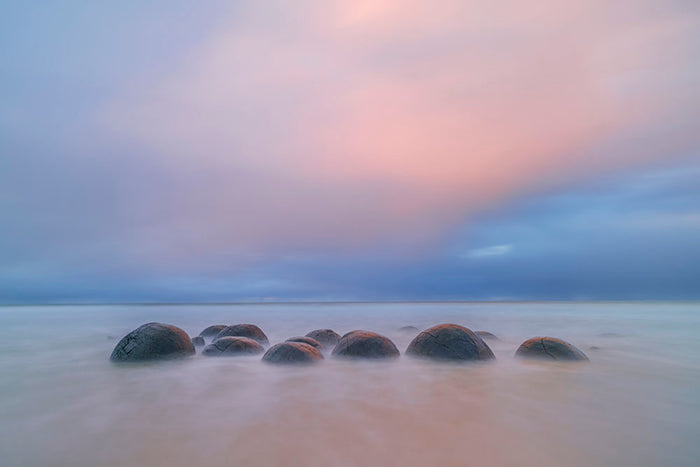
1,302 -> 698,466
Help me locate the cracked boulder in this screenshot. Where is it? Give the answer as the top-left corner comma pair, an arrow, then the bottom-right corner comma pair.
199,325 -> 227,339
202,336 -> 264,357
406,324 -> 495,362
215,324 -> 269,345
305,329 -> 341,348
110,322 -> 195,362
332,331 -> 400,359
262,342 -> 323,365
286,336 -> 323,350
515,337 -> 588,361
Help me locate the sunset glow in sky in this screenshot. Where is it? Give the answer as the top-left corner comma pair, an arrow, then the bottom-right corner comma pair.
1,1 -> 699,302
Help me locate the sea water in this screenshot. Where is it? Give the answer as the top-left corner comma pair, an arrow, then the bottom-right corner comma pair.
0,302 -> 698,466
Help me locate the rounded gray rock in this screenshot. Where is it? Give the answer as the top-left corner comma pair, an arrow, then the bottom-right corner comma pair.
215,324 -> 269,345
286,336 -> 323,350
305,329 -> 341,348
515,337 -> 588,361
406,324 -> 495,362
202,336 -> 264,357
110,322 -> 195,362
199,325 -> 227,339
262,342 -> 323,365
332,331 -> 400,359
398,326 -> 420,333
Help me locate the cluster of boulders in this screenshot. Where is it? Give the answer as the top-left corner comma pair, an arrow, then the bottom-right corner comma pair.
110,322 -> 589,364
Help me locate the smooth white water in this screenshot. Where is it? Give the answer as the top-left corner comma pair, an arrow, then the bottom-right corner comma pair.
1,302 -> 698,466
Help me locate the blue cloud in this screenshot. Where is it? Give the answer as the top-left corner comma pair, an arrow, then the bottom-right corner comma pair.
247,162 -> 700,301
2,161 -> 698,303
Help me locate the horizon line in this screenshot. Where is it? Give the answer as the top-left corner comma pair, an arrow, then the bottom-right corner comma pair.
2,298 -> 698,307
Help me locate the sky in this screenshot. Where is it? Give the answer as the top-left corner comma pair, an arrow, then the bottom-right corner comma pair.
1,1 -> 699,303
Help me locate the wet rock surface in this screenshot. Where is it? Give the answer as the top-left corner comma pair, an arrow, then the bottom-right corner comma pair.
202,336 -> 264,357
332,331 -> 400,359
215,324 -> 269,345
406,324 -> 495,362
110,322 -> 195,362
515,337 -> 589,361
262,342 -> 323,365
286,336 -> 323,350
305,329 -> 341,348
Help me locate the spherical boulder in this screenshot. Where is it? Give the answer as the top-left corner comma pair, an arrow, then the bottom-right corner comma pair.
515,337 -> 588,361
305,329 -> 341,348
406,324 -> 495,362
110,322 -> 195,362
332,331 -> 400,359
398,325 -> 420,333
199,325 -> 227,339
286,336 -> 323,350
202,336 -> 264,357
262,342 -> 323,365
191,336 -> 205,347
215,324 -> 269,345
475,331 -> 499,341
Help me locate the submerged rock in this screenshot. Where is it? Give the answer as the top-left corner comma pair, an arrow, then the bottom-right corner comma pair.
286,336 -> 323,350
199,325 -> 227,339
475,331 -> 499,341
305,329 -> 341,348
110,322 -> 195,362
515,337 -> 588,361
202,336 -> 264,357
406,324 -> 495,362
262,342 -> 323,365
215,324 -> 269,345
332,331 -> 400,359
191,336 -> 205,347
398,326 -> 420,333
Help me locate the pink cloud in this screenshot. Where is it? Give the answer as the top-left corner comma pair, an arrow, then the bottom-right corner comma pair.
103,0 -> 700,266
